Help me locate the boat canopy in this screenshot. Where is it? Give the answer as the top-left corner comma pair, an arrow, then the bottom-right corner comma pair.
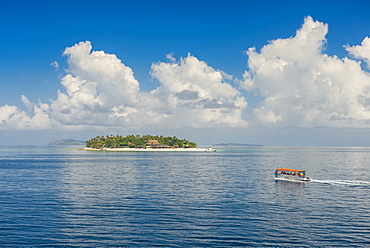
275,168 -> 305,172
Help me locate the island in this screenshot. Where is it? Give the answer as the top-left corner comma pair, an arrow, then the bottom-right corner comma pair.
48,139 -> 86,145
83,135 -> 215,152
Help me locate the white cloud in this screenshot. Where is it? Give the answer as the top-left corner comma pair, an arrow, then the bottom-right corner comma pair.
166,52 -> 176,62
1,17 -> 370,132
50,61 -> 59,70
345,36 -> 370,69
0,41 -> 246,130
63,41 -> 141,105
0,97 -> 51,130
56,42 -> 247,128
241,16 -> 370,128
150,54 -> 248,127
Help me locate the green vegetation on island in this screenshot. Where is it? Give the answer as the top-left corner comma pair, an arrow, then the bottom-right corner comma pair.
86,135 -> 197,149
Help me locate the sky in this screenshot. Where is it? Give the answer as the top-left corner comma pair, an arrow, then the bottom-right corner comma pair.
1,0 -> 370,146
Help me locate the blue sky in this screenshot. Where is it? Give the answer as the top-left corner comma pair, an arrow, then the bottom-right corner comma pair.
1,0 -> 370,146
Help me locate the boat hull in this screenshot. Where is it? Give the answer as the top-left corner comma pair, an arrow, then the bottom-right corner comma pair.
275,174 -> 311,182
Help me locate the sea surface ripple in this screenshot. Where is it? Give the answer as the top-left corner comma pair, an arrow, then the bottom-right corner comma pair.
1,146 -> 369,247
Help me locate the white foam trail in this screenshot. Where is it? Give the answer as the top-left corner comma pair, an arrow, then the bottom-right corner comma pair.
311,179 -> 370,186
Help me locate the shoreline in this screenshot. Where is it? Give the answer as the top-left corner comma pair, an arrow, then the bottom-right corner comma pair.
81,147 -> 215,152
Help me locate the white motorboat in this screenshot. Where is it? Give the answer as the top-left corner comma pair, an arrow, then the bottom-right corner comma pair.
205,147 -> 216,152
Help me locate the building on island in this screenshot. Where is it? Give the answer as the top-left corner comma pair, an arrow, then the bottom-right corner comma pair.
145,140 -> 163,148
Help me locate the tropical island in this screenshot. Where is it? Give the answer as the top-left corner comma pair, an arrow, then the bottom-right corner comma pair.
84,134 -> 214,152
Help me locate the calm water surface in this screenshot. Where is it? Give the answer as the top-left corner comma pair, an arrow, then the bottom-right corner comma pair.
0,146 -> 369,246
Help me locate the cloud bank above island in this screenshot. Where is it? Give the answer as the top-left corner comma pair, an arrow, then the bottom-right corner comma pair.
1,16 -> 370,131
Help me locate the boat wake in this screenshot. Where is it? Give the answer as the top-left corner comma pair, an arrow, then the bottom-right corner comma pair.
311,179 -> 370,187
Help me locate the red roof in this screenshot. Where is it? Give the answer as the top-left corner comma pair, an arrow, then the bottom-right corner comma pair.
275,168 -> 305,172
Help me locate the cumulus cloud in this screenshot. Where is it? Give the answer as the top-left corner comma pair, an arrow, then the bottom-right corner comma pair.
241,16 -> 370,128
49,41 -> 162,128
0,97 -> 51,130
1,16 -> 370,131
150,54 -> 248,127
345,37 -> 370,69
63,41 -> 141,105
0,41 -> 246,130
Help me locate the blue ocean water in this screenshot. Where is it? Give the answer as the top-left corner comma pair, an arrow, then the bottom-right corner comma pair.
0,146 -> 369,247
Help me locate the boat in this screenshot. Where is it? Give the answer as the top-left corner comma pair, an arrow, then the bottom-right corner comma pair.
274,168 -> 311,182
205,147 -> 216,152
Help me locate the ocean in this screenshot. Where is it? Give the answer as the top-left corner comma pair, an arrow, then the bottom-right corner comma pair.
1,146 -> 369,247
